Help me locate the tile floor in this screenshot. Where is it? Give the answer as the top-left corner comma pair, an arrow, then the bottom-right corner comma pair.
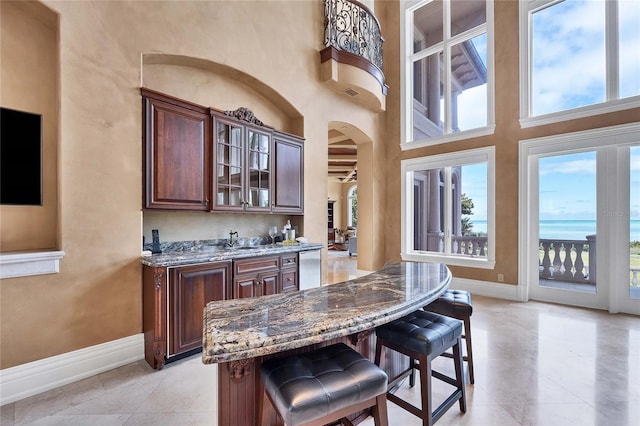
2,252 -> 639,425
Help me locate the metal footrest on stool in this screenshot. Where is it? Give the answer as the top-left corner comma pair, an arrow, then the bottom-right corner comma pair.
260,342 -> 389,426
375,310 -> 466,426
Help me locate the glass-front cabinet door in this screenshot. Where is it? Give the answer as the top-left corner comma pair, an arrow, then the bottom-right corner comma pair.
246,127 -> 271,211
214,116 -> 245,211
212,113 -> 272,212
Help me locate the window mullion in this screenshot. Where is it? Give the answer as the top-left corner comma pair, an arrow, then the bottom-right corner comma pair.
443,0 -> 452,134
443,167 -> 453,255
606,0 -> 619,101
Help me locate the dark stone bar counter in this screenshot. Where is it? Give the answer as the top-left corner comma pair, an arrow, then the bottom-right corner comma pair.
202,261 -> 451,425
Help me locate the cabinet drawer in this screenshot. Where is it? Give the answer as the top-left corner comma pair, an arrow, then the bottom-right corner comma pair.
281,253 -> 298,269
281,270 -> 298,293
234,255 -> 280,275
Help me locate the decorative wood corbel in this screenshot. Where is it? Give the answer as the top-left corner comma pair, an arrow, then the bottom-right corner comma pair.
228,358 -> 252,380
224,107 -> 264,126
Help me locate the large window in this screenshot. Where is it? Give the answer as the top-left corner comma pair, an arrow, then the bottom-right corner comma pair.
402,0 -> 495,148
520,0 -> 640,126
401,147 -> 495,268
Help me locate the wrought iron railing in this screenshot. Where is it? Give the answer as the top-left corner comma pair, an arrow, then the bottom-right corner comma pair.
323,0 -> 384,71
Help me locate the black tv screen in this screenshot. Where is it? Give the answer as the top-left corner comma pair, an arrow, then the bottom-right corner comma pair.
1,107 -> 43,205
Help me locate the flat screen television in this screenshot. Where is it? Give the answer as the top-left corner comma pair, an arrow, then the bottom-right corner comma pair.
0,107 -> 43,205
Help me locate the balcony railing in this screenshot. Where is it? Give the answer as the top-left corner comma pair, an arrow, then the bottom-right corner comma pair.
322,0 -> 387,94
324,0 -> 383,69
539,238 -> 595,284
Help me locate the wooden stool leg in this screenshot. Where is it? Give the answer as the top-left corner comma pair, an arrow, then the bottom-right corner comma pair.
372,393 -> 389,426
452,337 -> 467,413
418,353 -> 432,426
463,316 -> 475,384
375,338 -> 383,366
409,358 -> 416,387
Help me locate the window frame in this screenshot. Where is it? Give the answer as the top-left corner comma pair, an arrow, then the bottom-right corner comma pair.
519,0 -> 640,128
401,146 -> 496,269
347,185 -> 357,227
401,0 -> 496,150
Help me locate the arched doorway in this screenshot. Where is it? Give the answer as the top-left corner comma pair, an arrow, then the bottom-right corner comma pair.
327,122 -> 377,271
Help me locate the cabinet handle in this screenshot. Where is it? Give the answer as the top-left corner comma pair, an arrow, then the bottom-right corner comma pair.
287,278 -> 292,282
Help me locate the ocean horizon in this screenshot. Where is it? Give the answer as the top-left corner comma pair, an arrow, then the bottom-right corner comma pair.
469,219 -> 640,241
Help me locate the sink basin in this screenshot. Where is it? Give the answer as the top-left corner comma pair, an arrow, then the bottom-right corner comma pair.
236,246 -> 260,250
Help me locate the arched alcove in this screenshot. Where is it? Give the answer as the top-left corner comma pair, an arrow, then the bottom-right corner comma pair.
141,53 -> 304,136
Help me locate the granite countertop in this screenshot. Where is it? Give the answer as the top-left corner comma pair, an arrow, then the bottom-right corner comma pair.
202,261 -> 451,363
141,242 -> 324,268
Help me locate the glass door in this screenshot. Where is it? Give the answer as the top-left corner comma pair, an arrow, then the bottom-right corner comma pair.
521,126 -> 640,314
614,145 -> 640,314
245,126 -> 271,211
530,150 -> 607,309
214,116 -> 244,211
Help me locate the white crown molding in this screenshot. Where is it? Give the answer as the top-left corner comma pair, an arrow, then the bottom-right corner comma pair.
0,334 -> 144,406
0,251 -> 65,279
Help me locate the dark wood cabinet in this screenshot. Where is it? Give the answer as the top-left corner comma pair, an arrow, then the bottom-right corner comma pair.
273,133 -> 304,214
141,89 -> 304,214
212,112 -> 272,213
142,89 -> 210,211
143,261 -> 231,369
169,262 -> 231,356
233,255 -> 281,298
144,253 -> 302,369
328,201 -> 336,243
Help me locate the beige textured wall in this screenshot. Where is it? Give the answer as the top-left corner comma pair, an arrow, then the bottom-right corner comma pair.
0,0 -> 385,369
0,1 -> 58,251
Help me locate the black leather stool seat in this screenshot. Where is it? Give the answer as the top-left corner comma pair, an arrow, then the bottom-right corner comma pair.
426,289 -> 472,317
425,289 -> 475,384
261,342 -> 388,426
376,310 -> 462,356
375,310 -> 466,426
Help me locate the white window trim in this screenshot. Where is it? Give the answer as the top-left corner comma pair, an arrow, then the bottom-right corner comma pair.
401,146 -> 496,269
519,0 -> 640,128
401,0 -> 495,149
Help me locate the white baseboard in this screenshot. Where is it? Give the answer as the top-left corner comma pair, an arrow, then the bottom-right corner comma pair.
0,334 -> 144,406
451,277 -> 524,301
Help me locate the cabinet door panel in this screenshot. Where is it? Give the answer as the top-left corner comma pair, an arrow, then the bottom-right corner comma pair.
143,95 -> 210,210
262,271 -> 280,296
213,115 -> 245,211
233,276 -> 258,299
169,262 -> 230,355
273,134 -> 304,213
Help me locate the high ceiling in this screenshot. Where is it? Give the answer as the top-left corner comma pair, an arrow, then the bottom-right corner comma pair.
328,129 -> 357,183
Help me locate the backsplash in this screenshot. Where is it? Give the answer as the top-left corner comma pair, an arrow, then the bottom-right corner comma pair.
143,236 -> 271,253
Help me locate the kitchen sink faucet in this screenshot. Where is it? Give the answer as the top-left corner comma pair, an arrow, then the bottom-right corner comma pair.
227,230 -> 239,247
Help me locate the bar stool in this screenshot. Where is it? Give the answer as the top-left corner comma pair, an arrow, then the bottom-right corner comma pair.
260,342 -> 389,426
375,310 -> 466,426
424,289 -> 475,384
